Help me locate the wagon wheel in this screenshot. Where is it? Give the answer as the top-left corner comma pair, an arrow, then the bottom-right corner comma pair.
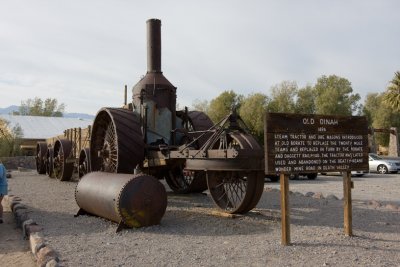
165,111 -> 213,193
45,147 -> 54,178
207,132 -> 264,214
36,142 -> 47,174
90,108 -> 144,173
78,148 -> 91,178
53,139 -> 74,181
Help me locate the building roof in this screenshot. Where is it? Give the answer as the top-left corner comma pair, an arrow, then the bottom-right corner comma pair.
0,114 -> 92,139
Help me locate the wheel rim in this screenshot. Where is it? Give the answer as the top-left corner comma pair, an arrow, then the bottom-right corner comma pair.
208,170 -> 263,214
206,132 -> 264,214
78,148 -> 91,178
46,147 -> 54,178
90,108 -> 144,173
378,165 -> 388,174
36,142 -> 47,174
53,139 -> 74,181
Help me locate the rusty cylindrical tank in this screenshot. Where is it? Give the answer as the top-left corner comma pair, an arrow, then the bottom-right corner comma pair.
75,172 -> 167,229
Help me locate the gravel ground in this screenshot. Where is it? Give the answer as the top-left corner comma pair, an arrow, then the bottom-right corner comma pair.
7,171 -> 400,267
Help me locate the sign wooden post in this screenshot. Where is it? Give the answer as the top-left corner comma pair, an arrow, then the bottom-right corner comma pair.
280,173 -> 290,245
343,171 -> 353,236
264,113 -> 369,244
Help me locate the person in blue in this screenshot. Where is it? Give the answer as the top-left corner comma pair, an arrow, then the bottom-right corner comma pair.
0,162 -> 8,224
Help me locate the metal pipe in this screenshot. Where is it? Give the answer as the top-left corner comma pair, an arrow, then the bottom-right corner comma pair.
147,18 -> 162,73
124,85 -> 127,105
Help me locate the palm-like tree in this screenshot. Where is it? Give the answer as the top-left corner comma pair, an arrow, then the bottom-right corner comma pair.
383,71 -> 400,112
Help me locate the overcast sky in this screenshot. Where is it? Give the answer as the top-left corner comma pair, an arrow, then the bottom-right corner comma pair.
0,1 -> 399,115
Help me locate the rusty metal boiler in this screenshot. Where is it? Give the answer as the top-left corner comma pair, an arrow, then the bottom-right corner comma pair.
75,172 -> 167,231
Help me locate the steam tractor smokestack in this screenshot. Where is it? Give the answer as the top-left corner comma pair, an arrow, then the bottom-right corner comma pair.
147,19 -> 162,73
132,19 -> 177,145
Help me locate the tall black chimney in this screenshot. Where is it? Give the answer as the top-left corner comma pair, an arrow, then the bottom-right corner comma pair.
147,19 -> 162,73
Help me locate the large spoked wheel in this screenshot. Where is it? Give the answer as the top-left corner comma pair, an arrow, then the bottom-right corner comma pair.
45,147 -> 54,178
165,111 -> 213,194
206,132 -> 264,214
207,170 -> 264,214
78,148 -> 91,178
377,164 -> 388,174
165,163 -> 208,194
53,139 -> 74,181
36,142 -> 47,174
90,108 -> 144,173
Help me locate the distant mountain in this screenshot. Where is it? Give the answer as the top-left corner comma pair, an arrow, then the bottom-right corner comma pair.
0,105 -> 95,120
63,113 -> 95,120
0,105 -> 19,114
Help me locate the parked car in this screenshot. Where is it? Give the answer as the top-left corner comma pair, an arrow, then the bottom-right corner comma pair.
368,153 -> 400,174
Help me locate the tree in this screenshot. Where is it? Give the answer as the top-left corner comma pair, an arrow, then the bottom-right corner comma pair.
239,93 -> 270,142
268,81 -> 298,113
0,118 -> 23,157
295,85 -> 316,114
363,93 -> 382,126
363,92 -> 400,146
16,97 -> 65,117
314,75 -> 361,115
207,90 -> 243,123
383,71 -> 400,112
191,99 -> 210,114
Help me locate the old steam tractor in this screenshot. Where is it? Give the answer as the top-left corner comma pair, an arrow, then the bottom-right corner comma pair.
78,19 -> 265,220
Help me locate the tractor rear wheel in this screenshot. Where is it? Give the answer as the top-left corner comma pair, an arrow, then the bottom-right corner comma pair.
165,111 -> 213,193
53,139 -> 74,181
206,132 -> 264,214
90,108 -> 144,173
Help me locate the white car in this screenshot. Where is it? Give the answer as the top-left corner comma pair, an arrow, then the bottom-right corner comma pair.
369,153 -> 400,174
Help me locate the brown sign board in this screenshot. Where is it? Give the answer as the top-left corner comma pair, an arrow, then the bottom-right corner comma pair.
264,113 -> 369,174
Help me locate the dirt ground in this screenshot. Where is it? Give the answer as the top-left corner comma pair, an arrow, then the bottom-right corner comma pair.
0,200 -> 35,267
1,171 -> 400,266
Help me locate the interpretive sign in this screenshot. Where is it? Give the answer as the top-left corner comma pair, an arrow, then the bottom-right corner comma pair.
264,113 -> 369,174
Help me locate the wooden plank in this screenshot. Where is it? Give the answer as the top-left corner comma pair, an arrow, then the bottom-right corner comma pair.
343,171 -> 353,236
280,173 -> 290,245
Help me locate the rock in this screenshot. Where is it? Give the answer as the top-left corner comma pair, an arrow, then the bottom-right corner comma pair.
305,192 -> 314,197
30,232 -> 45,255
36,246 -> 58,267
22,219 -> 35,237
12,203 -> 27,212
26,224 -> 43,236
10,200 -> 22,210
368,200 -> 381,209
15,209 -> 29,227
385,203 -> 399,210
326,194 -> 339,200
45,259 -> 60,267
312,192 -> 324,199
294,192 -> 304,197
